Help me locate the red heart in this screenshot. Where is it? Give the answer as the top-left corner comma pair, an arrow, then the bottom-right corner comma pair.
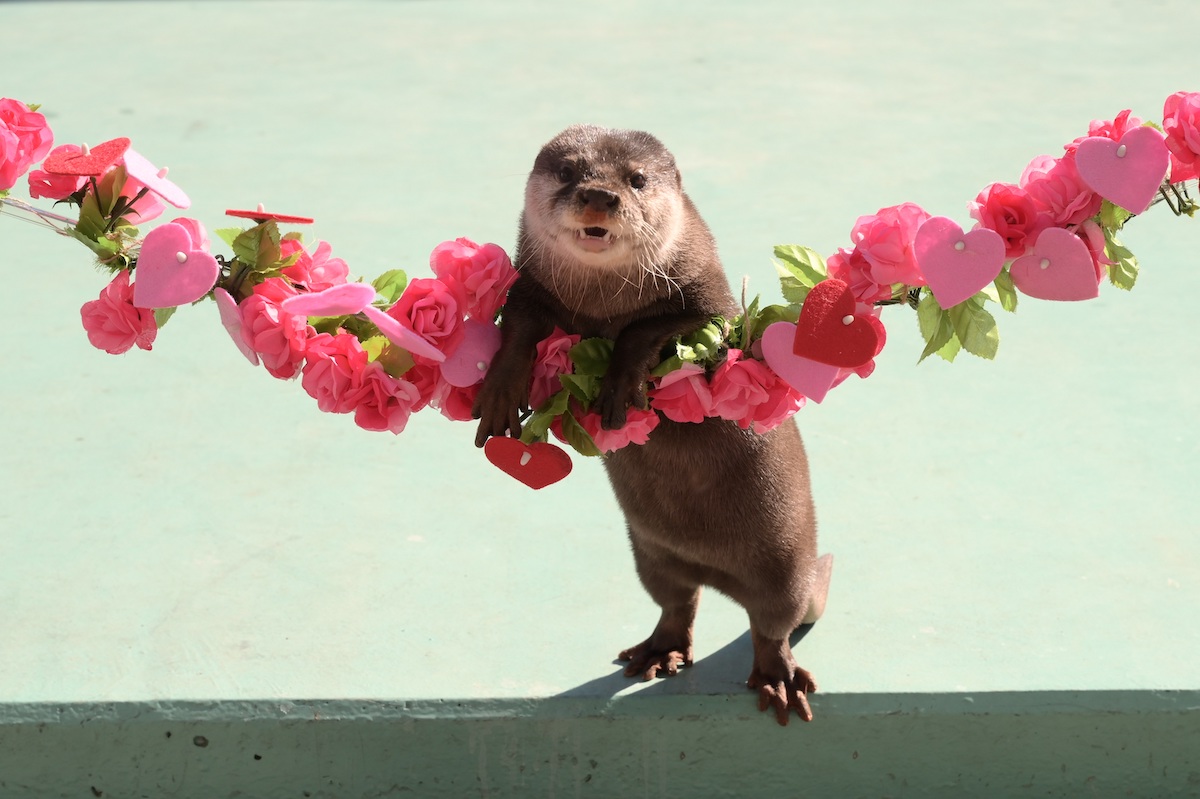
484,437 -> 573,489
226,208 -> 314,224
792,279 -> 885,368
42,137 -> 130,176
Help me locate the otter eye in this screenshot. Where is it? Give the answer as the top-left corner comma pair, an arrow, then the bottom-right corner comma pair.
556,164 -> 576,183
629,172 -> 647,190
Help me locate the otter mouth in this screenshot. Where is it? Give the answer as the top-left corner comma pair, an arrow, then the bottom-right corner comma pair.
574,226 -> 615,253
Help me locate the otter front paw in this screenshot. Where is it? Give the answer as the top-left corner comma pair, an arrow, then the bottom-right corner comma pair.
594,372 -> 649,431
472,383 -> 526,447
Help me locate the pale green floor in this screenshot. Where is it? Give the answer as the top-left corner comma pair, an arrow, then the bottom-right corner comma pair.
2,1 -> 1199,796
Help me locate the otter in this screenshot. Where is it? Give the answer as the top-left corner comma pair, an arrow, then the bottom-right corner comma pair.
473,125 -> 832,724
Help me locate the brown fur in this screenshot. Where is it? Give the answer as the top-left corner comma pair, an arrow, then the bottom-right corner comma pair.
474,125 -> 832,724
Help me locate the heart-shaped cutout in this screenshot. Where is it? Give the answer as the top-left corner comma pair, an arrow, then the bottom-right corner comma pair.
792,279 -> 885,368
440,319 -> 502,388
484,437 -> 573,489
759,321 -> 842,403
226,207 -> 314,224
132,221 -> 220,309
361,305 -> 446,363
123,148 -> 190,208
1075,126 -> 1170,215
1009,227 -> 1101,302
42,137 -> 130,177
213,288 -> 259,365
280,282 -> 377,317
914,217 -> 1006,308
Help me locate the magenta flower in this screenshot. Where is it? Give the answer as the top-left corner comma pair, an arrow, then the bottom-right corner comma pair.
849,202 -> 930,286
968,182 -> 1050,258
1019,154 -> 1102,228
0,98 -> 54,191
301,331 -> 370,413
281,239 -> 350,292
385,277 -> 464,365
826,246 -> 891,306
1162,91 -> 1200,182
529,327 -> 581,409
551,403 -> 660,454
351,363 -> 422,434
430,237 -> 518,321
239,281 -> 312,379
79,270 -> 157,354
27,144 -> 86,200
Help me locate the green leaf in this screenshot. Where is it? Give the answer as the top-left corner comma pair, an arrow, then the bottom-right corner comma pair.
559,411 -> 602,458
214,227 -> 243,249
935,333 -> 962,363
558,373 -> 600,407
231,221 -> 282,274
569,338 -> 614,376
374,343 -> 415,378
153,306 -> 178,329
993,269 -> 1019,313
947,298 -> 999,360
0,189 -> 8,200
1099,199 -> 1133,231
916,291 -> 956,363
679,321 -> 724,363
360,334 -> 390,362
521,390 -> 571,444
1103,227 -> 1139,291
773,244 -> 828,304
372,269 -> 408,305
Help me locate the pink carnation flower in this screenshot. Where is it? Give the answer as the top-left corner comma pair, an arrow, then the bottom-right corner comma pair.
385,277 -> 464,365
80,270 -> 157,354
1019,154 -> 1102,228
430,237 -> 518,321
649,362 -> 715,423
849,202 -> 930,286
529,327 -> 581,409
28,144 -> 86,200
351,363 -> 422,434
281,239 -> 350,292
1163,91 -> 1200,183
239,281 -> 312,379
0,98 -> 54,191
301,331 -> 370,414
968,182 -> 1050,258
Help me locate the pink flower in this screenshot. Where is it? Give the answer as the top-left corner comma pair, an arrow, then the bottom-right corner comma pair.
351,363 -> 421,434
708,350 -> 804,432
849,202 -> 930,286
1078,219 -> 1114,279
79,270 -> 157,354
649,362 -> 715,423
239,283 -> 311,379
1019,154 -> 1102,228
0,98 -> 53,191
430,378 -> 480,422
385,277 -> 464,365
529,327 -> 581,409
28,144 -> 86,200
1162,91 -> 1200,183
301,331 -> 370,413
826,246 -> 891,305
551,403 -> 660,453
1067,109 -> 1144,153
430,237 -> 518,321
968,182 -> 1050,258
281,239 -> 350,292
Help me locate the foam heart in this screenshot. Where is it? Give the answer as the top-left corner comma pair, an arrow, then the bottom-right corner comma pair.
792,279 -> 885,368
280,282 -> 377,317
1009,227 -> 1101,302
213,288 -> 259,365
484,437 -> 573,489
440,319 -> 502,387
361,305 -> 446,363
123,148 -> 190,208
42,137 -> 130,176
132,221 -> 220,309
226,207 -> 314,224
1075,126 -> 1170,215
914,217 -> 1006,308
759,321 -> 841,403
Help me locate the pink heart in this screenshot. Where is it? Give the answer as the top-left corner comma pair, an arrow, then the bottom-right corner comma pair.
440,319 -> 502,387
1009,227 -> 1101,302
914,217 -> 1006,308
361,305 -> 446,363
1075,126 -> 1170,215
123,148 -> 191,209
484,437 -> 573,489
213,288 -> 259,365
759,321 -> 841,403
132,221 -> 219,309
280,282 -> 377,317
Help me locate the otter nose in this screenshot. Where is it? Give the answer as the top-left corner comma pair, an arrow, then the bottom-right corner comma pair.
578,187 -> 620,211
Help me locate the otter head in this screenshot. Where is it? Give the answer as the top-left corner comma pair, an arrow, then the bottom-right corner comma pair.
522,125 -> 686,272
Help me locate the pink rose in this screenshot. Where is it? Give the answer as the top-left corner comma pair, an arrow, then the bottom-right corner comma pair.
1019,154 -> 1102,228
351,363 -> 421,434
385,278 -> 464,364
529,327 -> 581,409
0,98 -> 54,191
649,362 -> 715,423
80,270 -> 157,354
301,331 -> 369,414
1163,91 -> 1200,183
708,350 -> 803,432
28,144 -> 86,200
968,182 -> 1050,258
239,283 -> 311,379
430,237 -> 518,321
849,202 -> 930,286
430,378 -> 481,423
748,374 -> 805,434
826,246 -> 891,305
1067,109 -> 1144,152
551,403 -> 660,454
281,239 -> 350,292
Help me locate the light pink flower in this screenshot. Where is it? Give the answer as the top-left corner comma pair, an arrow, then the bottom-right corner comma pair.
281,239 -> 350,292
1019,154 -> 1102,228
239,282 -> 311,379
968,182 -> 1050,258
849,202 -> 930,286
385,277 -> 464,365
649,362 -> 715,423
27,144 -> 86,200
529,327 -> 581,409
1163,91 -> 1200,183
826,246 -> 891,305
0,98 -> 53,191
301,331 -> 369,413
430,237 -> 518,321
351,363 -> 421,434
79,270 -> 157,354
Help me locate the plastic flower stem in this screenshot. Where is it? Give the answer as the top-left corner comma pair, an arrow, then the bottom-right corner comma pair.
0,197 -> 78,228
104,187 -> 149,233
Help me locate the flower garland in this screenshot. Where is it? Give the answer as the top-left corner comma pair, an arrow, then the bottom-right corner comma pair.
2,95 -> 1197,487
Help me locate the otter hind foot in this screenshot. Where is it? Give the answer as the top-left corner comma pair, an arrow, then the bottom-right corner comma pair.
617,638 -> 694,681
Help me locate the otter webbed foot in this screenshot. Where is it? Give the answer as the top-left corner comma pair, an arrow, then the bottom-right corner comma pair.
747,645 -> 818,725
618,638 -> 694,680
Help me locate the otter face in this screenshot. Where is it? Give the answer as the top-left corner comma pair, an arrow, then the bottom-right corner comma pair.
523,125 -> 686,271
